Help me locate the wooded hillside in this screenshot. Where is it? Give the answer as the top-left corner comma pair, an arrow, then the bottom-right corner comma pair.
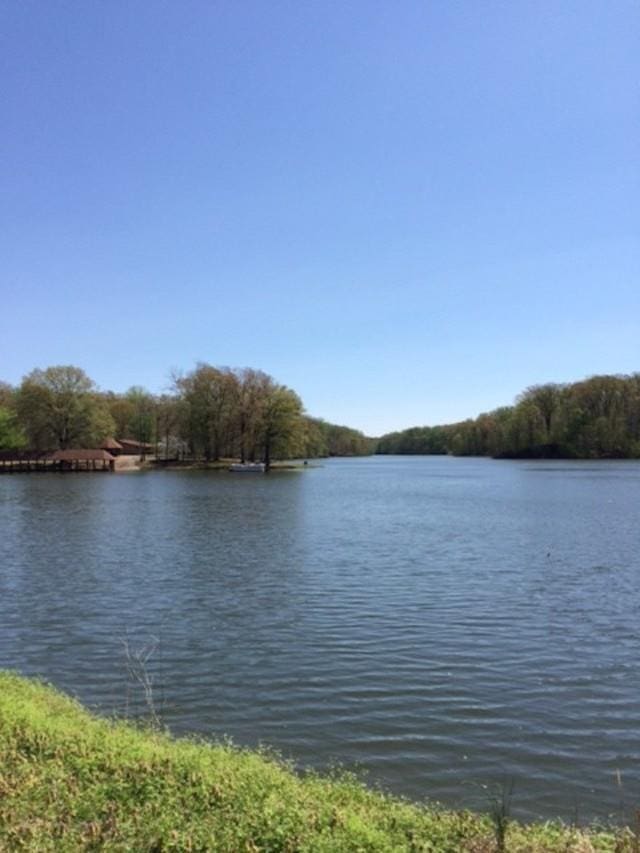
377,374 -> 640,459
0,364 -> 372,461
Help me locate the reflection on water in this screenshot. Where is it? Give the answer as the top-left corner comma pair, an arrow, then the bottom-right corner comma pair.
1,457 -> 640,821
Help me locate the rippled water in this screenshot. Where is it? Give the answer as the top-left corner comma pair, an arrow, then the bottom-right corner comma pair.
1,456 -> 640,821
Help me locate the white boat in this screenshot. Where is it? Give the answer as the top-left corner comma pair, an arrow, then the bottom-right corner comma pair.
228,462 -> 266,473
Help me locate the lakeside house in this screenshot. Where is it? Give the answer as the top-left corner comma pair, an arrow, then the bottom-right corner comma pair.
104,437 -> 154,456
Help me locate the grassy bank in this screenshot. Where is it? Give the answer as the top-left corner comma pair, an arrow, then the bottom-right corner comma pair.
0,672 -> 633,852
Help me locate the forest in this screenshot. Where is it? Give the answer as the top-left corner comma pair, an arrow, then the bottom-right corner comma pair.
0,364 -> 372,463
2,368 -> 640,462
377,374 -> 640,459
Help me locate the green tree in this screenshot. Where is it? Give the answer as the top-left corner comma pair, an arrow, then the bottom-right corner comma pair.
16,366 -> 114,450
517,384 -> 564,443
234,368 -> 271,463
155,393 -> 182,460
0,382 -> 15,409
323,422 -> 372,456
0,406 -> 26,450
302,417 -> 329,458
176,364 -> 239,461
125,387 -> 156,459
104,393 -> 136,438
258,383 -> 305,469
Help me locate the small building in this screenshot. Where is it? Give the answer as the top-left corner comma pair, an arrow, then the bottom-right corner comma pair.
117,438 -> 154,456
100,437 -> 123,455
50,449 -> 115,471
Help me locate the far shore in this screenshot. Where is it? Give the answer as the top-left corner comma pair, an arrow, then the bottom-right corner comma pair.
138,457 -> 319,472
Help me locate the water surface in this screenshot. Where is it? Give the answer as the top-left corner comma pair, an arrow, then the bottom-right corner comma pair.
1,456 -> 639,821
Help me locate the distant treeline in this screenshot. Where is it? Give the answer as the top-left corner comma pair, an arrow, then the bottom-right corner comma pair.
4,367 -> 638,463
0,364 -> 371,463
377,374 -> 640,459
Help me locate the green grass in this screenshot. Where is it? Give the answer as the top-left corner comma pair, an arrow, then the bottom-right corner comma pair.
0,671 -> 635,852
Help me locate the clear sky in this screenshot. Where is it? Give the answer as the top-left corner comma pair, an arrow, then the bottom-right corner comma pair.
1,1 -> 638,435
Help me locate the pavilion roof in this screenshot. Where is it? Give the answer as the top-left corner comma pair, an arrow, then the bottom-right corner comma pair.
101,437 -> 123,450
117,438 -> 154,449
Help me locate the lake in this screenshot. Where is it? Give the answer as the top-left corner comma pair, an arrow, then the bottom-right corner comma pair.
1,455 -> 639,822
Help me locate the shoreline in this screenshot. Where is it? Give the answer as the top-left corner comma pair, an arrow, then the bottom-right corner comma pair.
0,456 -> 322,475
0,671 -> 634,851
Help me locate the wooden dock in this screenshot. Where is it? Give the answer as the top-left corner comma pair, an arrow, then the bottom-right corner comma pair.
0,449 -> 115,473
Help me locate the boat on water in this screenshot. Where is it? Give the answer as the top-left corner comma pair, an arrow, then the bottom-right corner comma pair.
228,462 -> 266,473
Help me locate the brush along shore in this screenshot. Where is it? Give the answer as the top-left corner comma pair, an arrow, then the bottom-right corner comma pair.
0,671 -> 633,852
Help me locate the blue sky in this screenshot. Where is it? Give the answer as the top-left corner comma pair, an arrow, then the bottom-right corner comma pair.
1,1 -> 637,435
